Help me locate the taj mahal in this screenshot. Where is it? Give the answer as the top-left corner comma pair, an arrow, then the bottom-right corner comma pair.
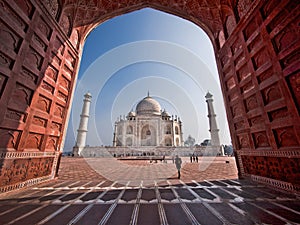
113,93 -> 183,148
73,92 -> 222,157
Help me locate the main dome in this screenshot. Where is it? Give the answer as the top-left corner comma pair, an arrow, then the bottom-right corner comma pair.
136,95 -> 161,116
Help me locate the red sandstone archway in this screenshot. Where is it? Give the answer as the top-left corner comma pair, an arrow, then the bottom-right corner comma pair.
0,0 -> 299,193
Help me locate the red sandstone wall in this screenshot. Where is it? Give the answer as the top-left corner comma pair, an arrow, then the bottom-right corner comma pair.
0,0 -> 80,192
216,0 -> 300,191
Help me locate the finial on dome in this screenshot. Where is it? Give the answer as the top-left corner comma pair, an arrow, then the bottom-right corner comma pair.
147,90 -> 150,97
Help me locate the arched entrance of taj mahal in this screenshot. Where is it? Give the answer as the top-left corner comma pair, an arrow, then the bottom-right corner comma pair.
0,0 -> 299,193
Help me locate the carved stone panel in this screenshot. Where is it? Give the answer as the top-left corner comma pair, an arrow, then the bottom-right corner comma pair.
57,91 -> 68,104
32,116 -> 47,128
53,36 -> 64,56
247,34 -> 262,53
273,126 -> 299,148
273,23 -> 299,54
252,47 -> 270,70
244,95 -> 258,112
21,67 -> 38,85
9,83 -> 33,107
261,83 -> 282,105
25,132 -> 43,149
237,133 -> 250,149
51,122 -> 61,132
0,1 -> 27,31
266,1 -> 298,32
280,49 -> 299,70
36,17 -> 52,40
268,107 -> 289,122
25,47 -> 43,70
261,0 -> 278,19
0,128 -> 21,149
32,33 -> 47,52
36,95 -> 51,113
60,75 -> 70,91
286,71 -> 300,114
241,81 -> 255,94
51,52 -> 61,65
242,156 -> 300,184
0,159 -> 29,186
234,52 -> 245,68
14,0 -> 34,18
45,64 -> 58,81
53,103 -> 64,119
226,77 -> 236,91
243,11 -> 261,40
256,66 -> 274,84
237,64 -> 251,82
231,102 -> 244,118
41,81 -> 54,94
5,108 -> 27,123
234,120 -> 246,131
46,136 -> 58,150
65,51 -> 76,68
0,51 -> 14,69
0,21 -> 22,53
252,131 -> 270,148
249,115 -> 263,127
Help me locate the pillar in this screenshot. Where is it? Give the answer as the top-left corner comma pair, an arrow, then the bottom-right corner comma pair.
205,92 -> 221,149
73,92 -> 92,156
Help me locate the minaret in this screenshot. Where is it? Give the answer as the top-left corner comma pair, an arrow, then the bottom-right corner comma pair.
205,92 -> 220,147
73,92 -> 92,156
112,123 -> 117,147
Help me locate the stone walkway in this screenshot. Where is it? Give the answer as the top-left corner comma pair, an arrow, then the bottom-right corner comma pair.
0,157 -> 299,225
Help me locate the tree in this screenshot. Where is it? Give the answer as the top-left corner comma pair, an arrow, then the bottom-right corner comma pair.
200,139 -> 211,146
184,135 -> 195,147
224,145 -> 233,155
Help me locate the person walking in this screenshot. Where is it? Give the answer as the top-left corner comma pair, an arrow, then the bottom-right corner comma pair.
174,155 -> 182,179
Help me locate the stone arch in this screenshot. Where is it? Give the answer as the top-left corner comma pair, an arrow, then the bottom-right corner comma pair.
165,125 -> 171,134
175,126 -> 179,135
126,125 -> 133,134
164,137 -> 172,146
0,0 -> 299,193
141,124 -> 156,146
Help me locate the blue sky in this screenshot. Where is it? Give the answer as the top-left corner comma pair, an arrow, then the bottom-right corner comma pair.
64,8 -> 231,151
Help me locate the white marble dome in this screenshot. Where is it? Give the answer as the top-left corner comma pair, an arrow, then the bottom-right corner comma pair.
136,95 -> 161,115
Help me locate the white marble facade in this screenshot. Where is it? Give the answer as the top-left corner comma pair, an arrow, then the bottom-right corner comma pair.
113,94 -> 183,147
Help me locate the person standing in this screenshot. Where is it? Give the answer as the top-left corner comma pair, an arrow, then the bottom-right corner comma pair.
174,155 -> 182,179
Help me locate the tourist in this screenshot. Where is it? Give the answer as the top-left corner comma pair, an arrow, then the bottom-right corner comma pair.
174,155 -> 182,179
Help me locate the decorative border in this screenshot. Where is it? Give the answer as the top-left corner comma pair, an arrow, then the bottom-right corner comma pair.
0,175 -> 53,194
0,151 -> 61,194
236,150 -> 300,158
0,151 -> 56,159
250,174 -> 299,194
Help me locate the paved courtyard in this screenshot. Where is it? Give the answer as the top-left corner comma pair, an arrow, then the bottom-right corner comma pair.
0,157 -> 299,225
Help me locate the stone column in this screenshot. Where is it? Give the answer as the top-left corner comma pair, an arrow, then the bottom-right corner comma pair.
73,92 -> 92,156
112,123 -> 117,147
205,92 -> 221,149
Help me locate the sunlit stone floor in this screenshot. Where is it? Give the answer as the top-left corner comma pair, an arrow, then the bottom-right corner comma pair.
0,157 -> 299,225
